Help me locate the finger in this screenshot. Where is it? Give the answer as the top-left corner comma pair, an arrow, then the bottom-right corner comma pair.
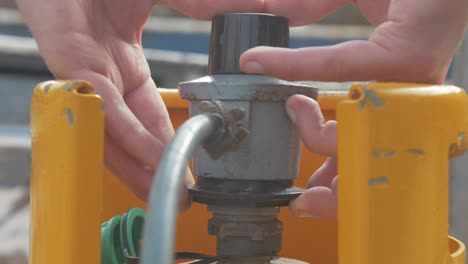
158,0 -> 264,20
289,186 -> 337,219
104,135 -> 192,210
285,94 -> 337,157
104,135 -> 154,201
264,0 -> 350,26
355,0 -> 391,26
124,78 -> 172,140
307,157 -> 337,188
73,71 -> 166,171
124,78 -> 173,165
124,78 -> 196,185
240,40 -> 440,83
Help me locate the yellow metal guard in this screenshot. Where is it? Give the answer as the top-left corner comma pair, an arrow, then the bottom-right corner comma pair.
338,83 -> 467,264
30,80 -> 104,264
30,81 -> 466,264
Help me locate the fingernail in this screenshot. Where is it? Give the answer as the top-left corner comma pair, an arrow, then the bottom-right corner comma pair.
290,200 -> 318,218
295,209 -> 317,218
243,61 -> 264,74
285,103 -> 296,124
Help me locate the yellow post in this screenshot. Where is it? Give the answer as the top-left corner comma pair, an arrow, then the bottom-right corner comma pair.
337,83 -> 467,264
30,80 -> 104,264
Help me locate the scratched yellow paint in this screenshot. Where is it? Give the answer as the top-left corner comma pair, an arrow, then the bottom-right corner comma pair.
337,83 -> 467,264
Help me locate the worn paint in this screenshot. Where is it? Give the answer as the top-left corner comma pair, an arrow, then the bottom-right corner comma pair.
62,81 -> 77,92
43,83 -> 52,94
368,176 -> 389,186
358,85 -> 385,109
407,148 -> 425,158
64,108 -> 74,125
372,150 -> 395,158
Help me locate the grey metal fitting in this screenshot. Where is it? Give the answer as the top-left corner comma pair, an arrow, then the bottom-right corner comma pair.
179,74 -> 318,182
208,206 -> 282,260
199,100 -> 250,160
179,13 -> 318,208
168,13 -> 317,264
179,75 -> 318,207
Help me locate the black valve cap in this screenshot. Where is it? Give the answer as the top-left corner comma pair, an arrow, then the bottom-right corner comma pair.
208,13 -> 289,75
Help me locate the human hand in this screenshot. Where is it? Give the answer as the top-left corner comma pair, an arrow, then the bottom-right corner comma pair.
241,0 -> 468,84
16,0 -> 263,206
239,0 -> 468,219
286,95 -> 338,219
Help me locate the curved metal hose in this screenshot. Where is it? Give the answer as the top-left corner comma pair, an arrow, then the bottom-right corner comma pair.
141,113 -> 222,264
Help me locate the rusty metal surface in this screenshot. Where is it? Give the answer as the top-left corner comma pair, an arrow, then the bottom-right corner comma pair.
199,101 -> 249,159
208,206 -> 282,260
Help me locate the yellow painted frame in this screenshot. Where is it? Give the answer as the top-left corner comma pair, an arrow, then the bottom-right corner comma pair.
338,83 -> 467,264
30,81 -> 466,264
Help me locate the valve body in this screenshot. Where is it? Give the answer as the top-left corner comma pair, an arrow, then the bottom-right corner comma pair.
179,13 -> 318,263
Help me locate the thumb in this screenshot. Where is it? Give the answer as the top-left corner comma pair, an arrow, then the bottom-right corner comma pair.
285,94 -> 337,157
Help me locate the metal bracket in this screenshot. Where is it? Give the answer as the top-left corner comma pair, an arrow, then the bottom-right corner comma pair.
199,100 -> 249,160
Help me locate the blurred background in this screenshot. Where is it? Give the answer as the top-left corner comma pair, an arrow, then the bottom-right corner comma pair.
0,0 -> 466,263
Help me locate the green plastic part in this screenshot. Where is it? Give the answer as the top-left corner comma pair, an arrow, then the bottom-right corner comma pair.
101,215 -> 125,264
101,208 -> 146,264
121,208 -> 145,257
